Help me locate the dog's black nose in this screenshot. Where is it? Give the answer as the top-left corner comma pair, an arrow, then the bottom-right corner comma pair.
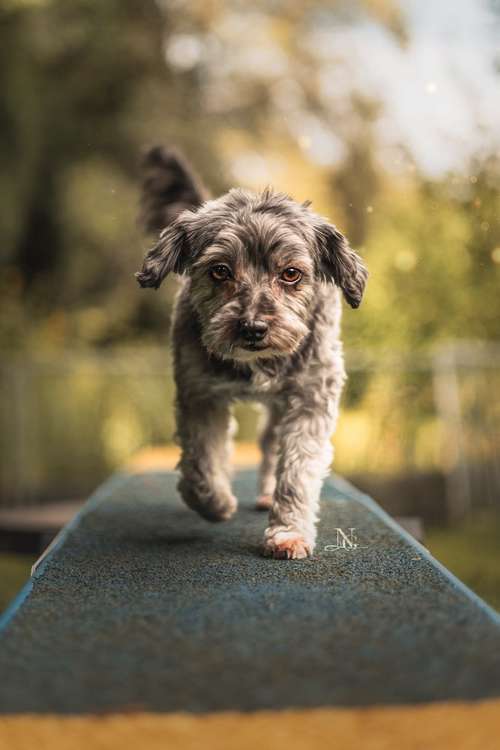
239,319 -> 268,342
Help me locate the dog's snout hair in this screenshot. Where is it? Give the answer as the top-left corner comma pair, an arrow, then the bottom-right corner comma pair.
135,146 -> 368,559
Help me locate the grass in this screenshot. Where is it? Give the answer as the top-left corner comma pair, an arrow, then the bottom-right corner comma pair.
426,509 -> 500,612
0,554 -> 36,614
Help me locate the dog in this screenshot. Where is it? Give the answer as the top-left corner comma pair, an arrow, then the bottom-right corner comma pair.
136,147 -> 368,559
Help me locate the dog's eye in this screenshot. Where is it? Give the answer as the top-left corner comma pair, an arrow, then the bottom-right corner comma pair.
280,267 -> 302,284
210,264 -> 232,281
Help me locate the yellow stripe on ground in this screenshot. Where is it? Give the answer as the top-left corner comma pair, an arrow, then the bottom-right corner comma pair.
125,442 -> 260,472
1,700 -> 499,750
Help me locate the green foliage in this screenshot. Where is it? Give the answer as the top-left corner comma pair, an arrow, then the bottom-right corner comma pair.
0,0 -> 214,350
343,169 -> 500,352
0,554 -> 35,613
427,510 -> 500,611
1,0 -> 499,355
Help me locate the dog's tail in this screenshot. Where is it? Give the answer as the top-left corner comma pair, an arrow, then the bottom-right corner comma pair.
139,146 -> 209,233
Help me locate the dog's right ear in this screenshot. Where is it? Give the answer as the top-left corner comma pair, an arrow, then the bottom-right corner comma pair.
135,213 -> 193,289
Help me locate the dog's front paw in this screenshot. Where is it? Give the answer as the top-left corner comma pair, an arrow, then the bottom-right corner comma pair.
262,530 -> 312,560
178,478 -> 237,523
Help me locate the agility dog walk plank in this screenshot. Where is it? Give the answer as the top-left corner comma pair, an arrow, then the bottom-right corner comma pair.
0,470 -> 499,714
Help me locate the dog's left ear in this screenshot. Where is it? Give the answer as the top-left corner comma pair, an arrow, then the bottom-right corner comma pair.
313,220 -> 368,308
135,213 -> 194,289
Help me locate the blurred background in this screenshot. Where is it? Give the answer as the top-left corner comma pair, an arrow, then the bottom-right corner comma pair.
1,0 -> 499,608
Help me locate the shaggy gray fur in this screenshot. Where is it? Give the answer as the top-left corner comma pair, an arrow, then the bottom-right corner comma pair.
136,147 -> 367,558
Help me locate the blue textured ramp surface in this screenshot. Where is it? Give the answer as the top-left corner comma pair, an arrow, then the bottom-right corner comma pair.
0,470 -> 499,714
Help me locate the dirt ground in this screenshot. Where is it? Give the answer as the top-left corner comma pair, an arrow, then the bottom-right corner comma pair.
1,700 -> 500,750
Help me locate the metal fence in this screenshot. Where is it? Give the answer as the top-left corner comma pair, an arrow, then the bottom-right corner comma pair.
346,342 -> 500,520
1,342 -> 499,519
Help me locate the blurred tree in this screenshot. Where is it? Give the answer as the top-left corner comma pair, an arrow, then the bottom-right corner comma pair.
0,0 -> 222,348
343,158 -> 500,351
0,0 -> 499,355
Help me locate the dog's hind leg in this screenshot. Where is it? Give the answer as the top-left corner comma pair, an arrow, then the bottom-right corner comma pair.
256,404 -> 282,511
176,396 -> 237,523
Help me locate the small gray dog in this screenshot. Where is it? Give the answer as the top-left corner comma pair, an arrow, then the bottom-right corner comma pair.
136,147 -> 367,559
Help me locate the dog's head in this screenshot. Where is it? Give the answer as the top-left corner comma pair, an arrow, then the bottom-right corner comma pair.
136,188 -> 367,362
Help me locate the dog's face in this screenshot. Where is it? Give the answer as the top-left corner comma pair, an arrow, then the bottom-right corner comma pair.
188,218 -> 317,361
136,189 -> 367,362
